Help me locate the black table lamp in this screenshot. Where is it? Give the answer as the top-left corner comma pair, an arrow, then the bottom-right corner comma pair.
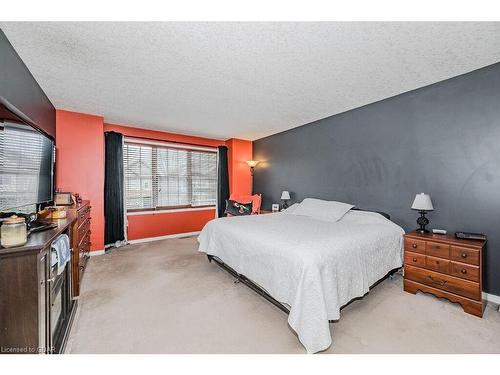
280,190 -> 291,209
411,193 -> 434,233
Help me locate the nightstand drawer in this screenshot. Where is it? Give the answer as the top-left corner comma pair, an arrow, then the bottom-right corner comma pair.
404,251 -> 425,268
404,238 -> 426,254
426,241 -> 450,259
450,246 -> 480,266
450,261 -> 480,282
405,264 -> 480,300
425,255 -> 450,274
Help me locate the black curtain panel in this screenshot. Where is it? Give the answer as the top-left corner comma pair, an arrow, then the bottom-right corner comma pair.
217,146 -> 230,217
104,131 -> 125,245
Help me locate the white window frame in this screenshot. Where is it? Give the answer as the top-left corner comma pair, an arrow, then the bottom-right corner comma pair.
123,137 -> 218,215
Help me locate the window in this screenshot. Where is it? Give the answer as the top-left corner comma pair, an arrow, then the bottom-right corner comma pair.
123,140 -> 217,211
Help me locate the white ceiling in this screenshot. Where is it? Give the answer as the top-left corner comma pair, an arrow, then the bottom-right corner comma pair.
1,22 -> 499,140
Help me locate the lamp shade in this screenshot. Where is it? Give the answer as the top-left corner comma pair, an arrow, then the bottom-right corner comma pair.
246,160 -> 259,168
411,193 -> 434,211
280,191 -> 291,200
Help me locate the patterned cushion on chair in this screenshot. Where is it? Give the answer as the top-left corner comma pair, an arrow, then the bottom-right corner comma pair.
229,194 -> 262,214
224,200 -> 253,216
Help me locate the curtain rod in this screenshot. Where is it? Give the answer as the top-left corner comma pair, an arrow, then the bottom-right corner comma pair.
121,135 -> 219,153
105,131 -> 223,151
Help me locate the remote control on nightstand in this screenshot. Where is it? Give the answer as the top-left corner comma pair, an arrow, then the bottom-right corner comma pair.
432,229 -> 447,235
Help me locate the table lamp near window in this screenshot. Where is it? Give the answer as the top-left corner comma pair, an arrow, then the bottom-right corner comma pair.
411,193 -> 434,233
281,191 -> 291,209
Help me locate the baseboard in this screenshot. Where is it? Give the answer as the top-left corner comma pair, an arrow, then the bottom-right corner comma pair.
127,231 -> 200,245
88,249 -> 105,256
483,292 -> 500,305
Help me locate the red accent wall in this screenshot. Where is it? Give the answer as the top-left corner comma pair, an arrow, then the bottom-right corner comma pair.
226,138 -> 253,196
55,110 -> 105,251
127,209 -> 217,241
55,114 -> 253,246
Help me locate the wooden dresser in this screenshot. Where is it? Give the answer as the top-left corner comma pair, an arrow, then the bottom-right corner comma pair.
403,231 -> 486,317
67,200 -> 91,297
0,217 -> 77,353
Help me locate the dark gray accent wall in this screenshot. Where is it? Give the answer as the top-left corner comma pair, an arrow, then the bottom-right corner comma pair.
0,29 -> 55,138
253,62 -> 500,295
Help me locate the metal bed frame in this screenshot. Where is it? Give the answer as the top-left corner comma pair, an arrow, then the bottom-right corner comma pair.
206,208 -> 399,320
207,254 -> 399,320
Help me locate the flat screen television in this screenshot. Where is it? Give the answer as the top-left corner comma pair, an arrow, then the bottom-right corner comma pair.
0,101 -> 54,213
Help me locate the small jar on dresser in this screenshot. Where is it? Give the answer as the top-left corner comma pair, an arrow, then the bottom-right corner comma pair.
403,231 -> 486,317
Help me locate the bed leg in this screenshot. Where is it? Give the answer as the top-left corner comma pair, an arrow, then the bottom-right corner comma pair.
388,268 -> 400,280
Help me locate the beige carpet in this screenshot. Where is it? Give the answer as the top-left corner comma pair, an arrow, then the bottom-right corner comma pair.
66,236 -> 500,354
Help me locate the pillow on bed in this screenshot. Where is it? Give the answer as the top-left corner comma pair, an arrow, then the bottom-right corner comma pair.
224,200 -> 253,216
289,198 -> 354,222
282,203 -> 300,214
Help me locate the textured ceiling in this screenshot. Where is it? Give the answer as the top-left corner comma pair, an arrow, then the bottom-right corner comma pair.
1,22 -> 499,140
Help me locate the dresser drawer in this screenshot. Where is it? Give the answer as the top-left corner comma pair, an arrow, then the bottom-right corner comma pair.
404,238 -> 426,254
404,251 -> 425,268
405,264 -> 480,300
79,250 -> 89,276
425,255 -> 450,274
78,218 -> 91,240
77,205 -> 91,226
450,261 -> 480,282
79,231 -> 91,251
450,246 -> 479,266
426,241 -> 450,259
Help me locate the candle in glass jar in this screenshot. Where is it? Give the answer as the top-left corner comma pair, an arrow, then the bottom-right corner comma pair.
1,215 -> 27,248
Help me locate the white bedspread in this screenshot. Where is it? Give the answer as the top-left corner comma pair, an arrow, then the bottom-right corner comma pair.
197,210 -> 404,353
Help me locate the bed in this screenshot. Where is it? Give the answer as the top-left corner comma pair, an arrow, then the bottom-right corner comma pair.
197,200 -> 405,353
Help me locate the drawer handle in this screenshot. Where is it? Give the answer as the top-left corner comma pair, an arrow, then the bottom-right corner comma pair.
427,275 -> 447,286
412,257 -> 417,262
461,268 -> 467,274
412,244 -> 417,248
461,252 -> 468,258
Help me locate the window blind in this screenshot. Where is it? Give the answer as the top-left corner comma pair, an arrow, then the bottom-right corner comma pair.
123,140 -> 217,211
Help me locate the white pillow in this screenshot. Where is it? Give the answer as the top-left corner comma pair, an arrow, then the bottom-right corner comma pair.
290,198 -> 354,222
282,203 -> 300,214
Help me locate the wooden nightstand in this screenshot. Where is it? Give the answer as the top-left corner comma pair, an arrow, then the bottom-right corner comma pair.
403,231 -> 486,317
